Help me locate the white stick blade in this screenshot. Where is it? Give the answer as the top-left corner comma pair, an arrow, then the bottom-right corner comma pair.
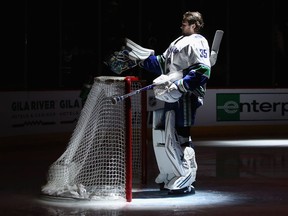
211,30 -> 224,52
210,30 -> 224,66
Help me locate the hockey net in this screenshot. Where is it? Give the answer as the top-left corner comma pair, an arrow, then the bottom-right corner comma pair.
41,76 -> 146,202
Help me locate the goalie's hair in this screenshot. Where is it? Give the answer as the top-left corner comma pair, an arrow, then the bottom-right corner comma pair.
182,11 -> 204,33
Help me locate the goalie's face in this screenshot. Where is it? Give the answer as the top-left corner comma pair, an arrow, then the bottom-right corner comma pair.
181,21 -> 196,36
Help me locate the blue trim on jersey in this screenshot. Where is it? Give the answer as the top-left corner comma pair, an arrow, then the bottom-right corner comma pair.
177,64 -> 209,97
182,71 -> 208,97
142,55 -> 165,76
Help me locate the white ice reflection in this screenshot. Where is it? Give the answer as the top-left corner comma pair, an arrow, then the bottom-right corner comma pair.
195,139 -> 288,147
37,189 -> 239,211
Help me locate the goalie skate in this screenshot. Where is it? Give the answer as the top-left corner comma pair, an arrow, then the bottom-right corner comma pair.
168,185 -> 195,196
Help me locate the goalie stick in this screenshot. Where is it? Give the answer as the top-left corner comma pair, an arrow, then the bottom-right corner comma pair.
210,30 -> 224,66
111,84 -> 155,104
111,30 -> 224,104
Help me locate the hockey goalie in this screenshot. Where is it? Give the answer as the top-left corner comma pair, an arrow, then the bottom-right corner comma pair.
105,11 -> 223,195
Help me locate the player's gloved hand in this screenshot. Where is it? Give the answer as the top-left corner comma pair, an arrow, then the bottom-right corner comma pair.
153,81 -> 182,103
173,79 -> 188,93
153,74 -> 171,86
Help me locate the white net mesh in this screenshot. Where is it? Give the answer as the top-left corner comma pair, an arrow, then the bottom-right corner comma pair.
41,76 -> 145,201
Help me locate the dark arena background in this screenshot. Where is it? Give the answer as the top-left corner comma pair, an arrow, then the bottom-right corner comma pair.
1,0 -> 288,215
2,0 -> 288,90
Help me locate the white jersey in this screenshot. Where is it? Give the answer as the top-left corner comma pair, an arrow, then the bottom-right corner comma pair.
163,34 -> 210,74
